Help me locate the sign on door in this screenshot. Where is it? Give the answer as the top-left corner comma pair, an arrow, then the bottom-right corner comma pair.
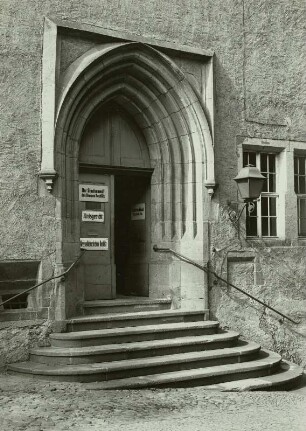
79,184 -> 109,202
131,203 -> 146,220
82,210 -> 105,222
80,238 -> 109,250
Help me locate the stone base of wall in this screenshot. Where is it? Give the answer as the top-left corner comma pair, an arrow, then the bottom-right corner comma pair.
0,320 -> 66,368
210,285 -> 306,369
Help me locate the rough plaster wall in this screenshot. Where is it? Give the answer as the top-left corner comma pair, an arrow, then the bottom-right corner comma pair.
59,34 -> 101,78
244,0 -> 306,137
0,1 -> 57,280
0,0 -> 305,363
209,208 -> 306,367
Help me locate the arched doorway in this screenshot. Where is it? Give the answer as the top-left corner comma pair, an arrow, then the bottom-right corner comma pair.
53,42 -> 215,316
78,103 -> 152,299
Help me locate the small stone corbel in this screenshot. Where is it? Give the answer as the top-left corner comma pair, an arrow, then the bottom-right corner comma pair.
204,180 -> 218,199
39,169 -> 57,193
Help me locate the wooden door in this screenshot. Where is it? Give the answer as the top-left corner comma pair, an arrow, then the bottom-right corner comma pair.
79,173 -> 115,299
78,103 -> 152,298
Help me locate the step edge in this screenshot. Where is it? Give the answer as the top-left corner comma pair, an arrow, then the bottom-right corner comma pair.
69,309 -> 209,323
83,299 -> 172,307
50,321 -> 220,340
29,343 -> 261,370
30,340 -> 255,363
202,361 -> 304,391
31,332 -> 240,357
10,348 -> 278,377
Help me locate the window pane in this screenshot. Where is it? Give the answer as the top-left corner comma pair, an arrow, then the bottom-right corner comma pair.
262,217 -> 268,236
261,153 -> 267,172
269,154 -> 275,173
294,157 -> 298,174
261,197 -> 268,216
270,197 -> 276,216
269,173 -> 276,192
270,217 -> 277,236
298,199 -> 306,237
299,157 -> 305,175
300,199 -> 306,219
243,151 -> 256,167
250,201 -> 257,216
300,218 -> 306,236
299,177 -> 306,194
294,175 -> 299,193
246,201 -> 257,236
243,152 -> 248,167
262,174 -> 268,192
249,152 -> 256,167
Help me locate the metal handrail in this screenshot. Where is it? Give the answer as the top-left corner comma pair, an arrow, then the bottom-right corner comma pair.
153,245 -> 300,325
0,249 -> 87,309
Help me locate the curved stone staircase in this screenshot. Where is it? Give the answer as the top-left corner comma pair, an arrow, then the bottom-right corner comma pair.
8,298 -> 303,391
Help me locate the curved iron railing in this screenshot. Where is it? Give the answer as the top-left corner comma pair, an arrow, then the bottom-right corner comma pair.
153,245 -> 299,325
0,249 -> 87,309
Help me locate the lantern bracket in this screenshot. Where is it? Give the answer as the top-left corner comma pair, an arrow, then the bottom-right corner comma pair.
227,200 -> 257,223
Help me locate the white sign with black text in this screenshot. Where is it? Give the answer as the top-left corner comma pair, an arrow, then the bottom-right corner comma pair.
82,210 -> 104,223
79,184 -> 109,202
131,203 -> 146,220
80,238 -> 109,250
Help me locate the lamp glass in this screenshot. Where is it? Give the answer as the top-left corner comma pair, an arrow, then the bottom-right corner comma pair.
234,166 -> 265,201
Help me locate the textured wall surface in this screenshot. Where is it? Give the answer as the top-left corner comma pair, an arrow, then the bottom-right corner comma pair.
209,208 -> 306,367
0,320 -> 52,368
0,0 -> 305,365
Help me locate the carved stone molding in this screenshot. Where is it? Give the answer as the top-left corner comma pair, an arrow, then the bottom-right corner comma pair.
39,170 -> 57,193
204,180 -> 218,199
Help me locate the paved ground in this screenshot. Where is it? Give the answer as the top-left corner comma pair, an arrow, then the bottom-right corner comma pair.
0,373 -> 305,431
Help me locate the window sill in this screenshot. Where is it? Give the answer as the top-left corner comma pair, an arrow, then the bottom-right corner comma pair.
246,237 -> 306,247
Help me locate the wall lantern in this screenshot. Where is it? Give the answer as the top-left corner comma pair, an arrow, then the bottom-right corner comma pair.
234,165 -> 265,202
230,164 -> 265,221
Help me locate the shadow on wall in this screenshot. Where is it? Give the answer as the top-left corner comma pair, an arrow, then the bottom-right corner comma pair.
0,260 -> 40,310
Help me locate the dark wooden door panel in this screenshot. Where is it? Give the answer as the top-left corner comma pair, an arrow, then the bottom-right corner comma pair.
79,173 -> 115,300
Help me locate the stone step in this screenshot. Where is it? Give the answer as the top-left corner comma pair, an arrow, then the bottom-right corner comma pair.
67,309 -> 209,332
9,342 -> 262,383
84,350 -> 282,388
49,321 -> 220,348
83,298 -> 172,315
30,331 -> 240,365
202,360 -> 304,392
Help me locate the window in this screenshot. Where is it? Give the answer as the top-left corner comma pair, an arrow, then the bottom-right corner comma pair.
243,151 -> 278,237
294,155 -> 306,237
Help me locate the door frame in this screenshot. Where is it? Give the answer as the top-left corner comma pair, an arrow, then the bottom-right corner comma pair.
79,163 -> 153,299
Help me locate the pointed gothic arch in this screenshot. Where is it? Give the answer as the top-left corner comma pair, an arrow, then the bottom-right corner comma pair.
52,42 -> 215,313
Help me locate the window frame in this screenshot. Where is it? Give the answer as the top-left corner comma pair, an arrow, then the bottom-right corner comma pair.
237,137 -> 306,242
294,155 -> 306,237
243,151 -> 279,238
